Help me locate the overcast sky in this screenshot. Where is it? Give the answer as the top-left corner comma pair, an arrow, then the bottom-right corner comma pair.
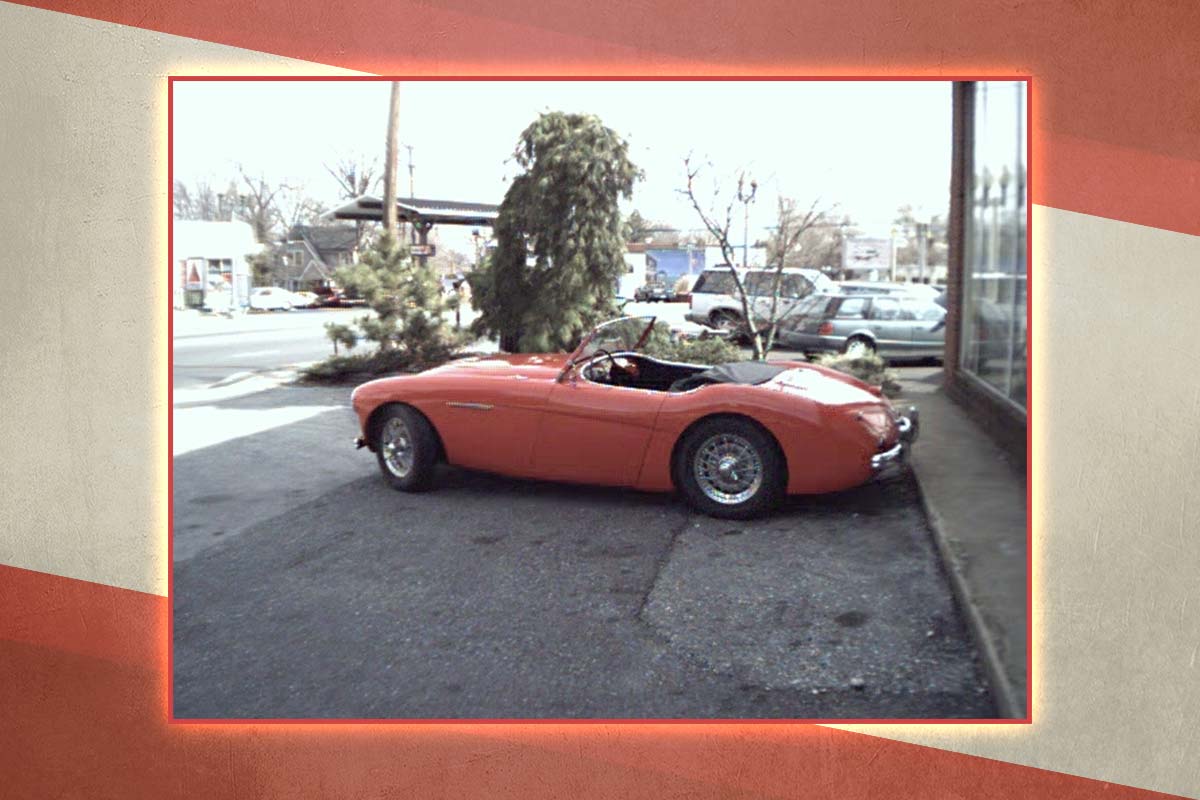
173,80 -> 952,253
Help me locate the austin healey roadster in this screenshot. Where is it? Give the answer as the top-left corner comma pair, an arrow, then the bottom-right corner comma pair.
352,317 -> 917,519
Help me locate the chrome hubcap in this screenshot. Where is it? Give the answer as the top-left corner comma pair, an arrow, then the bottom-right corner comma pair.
380,418 -> 414,478
694,433 -> 763,505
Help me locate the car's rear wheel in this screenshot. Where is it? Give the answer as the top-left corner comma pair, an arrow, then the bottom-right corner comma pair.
844,335 -> 875,356
373,405 -> 439,492
675,417 -> 785,519
709,309 -> 742,332
711,310 -> 755,344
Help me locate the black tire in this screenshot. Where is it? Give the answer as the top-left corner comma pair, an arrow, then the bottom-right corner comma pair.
709,309 -> 741,332
674,417 -> 786,519
372,405 -> 439,492
844,335 -> 876,356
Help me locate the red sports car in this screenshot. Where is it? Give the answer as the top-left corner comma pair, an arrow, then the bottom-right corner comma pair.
351,317 -> 918,518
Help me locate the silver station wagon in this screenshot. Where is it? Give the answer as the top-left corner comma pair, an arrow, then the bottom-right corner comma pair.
779,293 -> 946,361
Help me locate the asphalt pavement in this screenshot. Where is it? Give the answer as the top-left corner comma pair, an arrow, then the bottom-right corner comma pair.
171,303 -> 996,719
174,455 -> 993,719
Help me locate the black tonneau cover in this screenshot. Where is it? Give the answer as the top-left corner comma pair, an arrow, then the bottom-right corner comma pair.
669,361 -> 788,393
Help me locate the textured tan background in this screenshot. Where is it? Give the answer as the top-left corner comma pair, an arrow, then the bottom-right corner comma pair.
1,2 -> 1198,796
845,207 -> 1200,794
0,3 -> 353,594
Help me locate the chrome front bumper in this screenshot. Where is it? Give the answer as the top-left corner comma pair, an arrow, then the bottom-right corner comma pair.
871,406 -> 919,472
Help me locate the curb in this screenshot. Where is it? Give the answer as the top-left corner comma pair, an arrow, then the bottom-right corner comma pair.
907,463 -> 1025,720
210,371 -> 256,388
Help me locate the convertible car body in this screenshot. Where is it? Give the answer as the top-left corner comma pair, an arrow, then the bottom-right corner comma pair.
351,317 -> 918,518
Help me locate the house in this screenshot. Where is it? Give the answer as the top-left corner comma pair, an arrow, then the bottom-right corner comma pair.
275,225 -> 361,291
172,220 -> 260,310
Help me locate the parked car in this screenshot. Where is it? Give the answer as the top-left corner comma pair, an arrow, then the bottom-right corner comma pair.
249,286 -> 295,311
351,316 -> 918,519
685,266 -> 834,335
290,290 -> 321,308
898,283 -> 943,301
633,271 -> 677,303
305,285 -> 360,307
836,280 -> 938,298
311,285 -> 345,307
779,293 -> 946,361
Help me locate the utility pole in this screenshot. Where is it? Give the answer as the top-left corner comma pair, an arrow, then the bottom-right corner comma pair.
738,177 -> 757,268
888,226 -> 897,282
382,82 -> 400,237
404,144 -> 415,244
743,204 -> 749,268
839,223 -> 847,280
917,221 -> 929,282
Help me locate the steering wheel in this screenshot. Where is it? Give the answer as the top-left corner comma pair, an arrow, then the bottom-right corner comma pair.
592,348 -> 618,378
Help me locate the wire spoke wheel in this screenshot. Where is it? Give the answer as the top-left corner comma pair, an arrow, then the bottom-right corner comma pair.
380,417 -> 414,478
692,432 -> 764,505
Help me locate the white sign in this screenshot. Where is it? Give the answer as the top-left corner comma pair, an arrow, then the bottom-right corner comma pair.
842,236 -> 894,273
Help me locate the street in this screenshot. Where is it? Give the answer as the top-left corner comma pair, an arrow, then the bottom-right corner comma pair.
171,305 -> 995,719
173,307 -> 368,392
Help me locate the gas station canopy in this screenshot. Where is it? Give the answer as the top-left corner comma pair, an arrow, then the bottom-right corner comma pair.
329,196 -> 499,227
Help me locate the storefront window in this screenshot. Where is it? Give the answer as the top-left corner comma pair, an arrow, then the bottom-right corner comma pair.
960,81 -> 1027,409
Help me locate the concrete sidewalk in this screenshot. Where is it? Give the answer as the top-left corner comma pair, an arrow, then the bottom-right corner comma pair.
894,367 -> 1028,718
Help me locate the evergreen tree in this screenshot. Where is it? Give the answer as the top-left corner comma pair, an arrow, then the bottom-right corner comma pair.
472,111 -> 641,353
325,231 -> 453,364
625,209 -> 652,242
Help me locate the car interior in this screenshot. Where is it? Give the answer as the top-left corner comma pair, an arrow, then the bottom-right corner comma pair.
583,351 -> 707,392
582,352 -> 788,393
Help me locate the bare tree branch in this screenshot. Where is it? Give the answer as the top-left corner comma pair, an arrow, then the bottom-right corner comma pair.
680,157 -> 763,358
681,157 -> 833,358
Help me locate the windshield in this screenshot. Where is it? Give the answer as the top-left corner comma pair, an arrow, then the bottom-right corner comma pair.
566,316 -> 656,368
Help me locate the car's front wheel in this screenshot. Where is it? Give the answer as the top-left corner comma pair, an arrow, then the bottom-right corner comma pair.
675,417 -> 786,519
372,405 -> 439,492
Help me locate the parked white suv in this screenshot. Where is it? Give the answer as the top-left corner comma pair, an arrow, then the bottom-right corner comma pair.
685,266 -> 834,333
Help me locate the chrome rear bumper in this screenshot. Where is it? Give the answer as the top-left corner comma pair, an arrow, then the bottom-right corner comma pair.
871,441 -> 905,471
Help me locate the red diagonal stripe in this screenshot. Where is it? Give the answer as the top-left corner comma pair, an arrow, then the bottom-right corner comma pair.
0,564 -> 1190,799
8,0 -> 1200,235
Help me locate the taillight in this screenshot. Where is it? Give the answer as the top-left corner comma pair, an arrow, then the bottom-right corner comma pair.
818,321 -> 834,335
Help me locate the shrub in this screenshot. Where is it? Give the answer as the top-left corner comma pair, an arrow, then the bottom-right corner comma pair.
812,351 -> 902,397
641,322 -> 743,365
299,348 -> 450,384
323,322 -> 359,354
327,231 -> 455,361
307,232 -> 461,382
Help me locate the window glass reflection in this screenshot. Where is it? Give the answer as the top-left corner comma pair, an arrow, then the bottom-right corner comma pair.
961,81 -> 1027,408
